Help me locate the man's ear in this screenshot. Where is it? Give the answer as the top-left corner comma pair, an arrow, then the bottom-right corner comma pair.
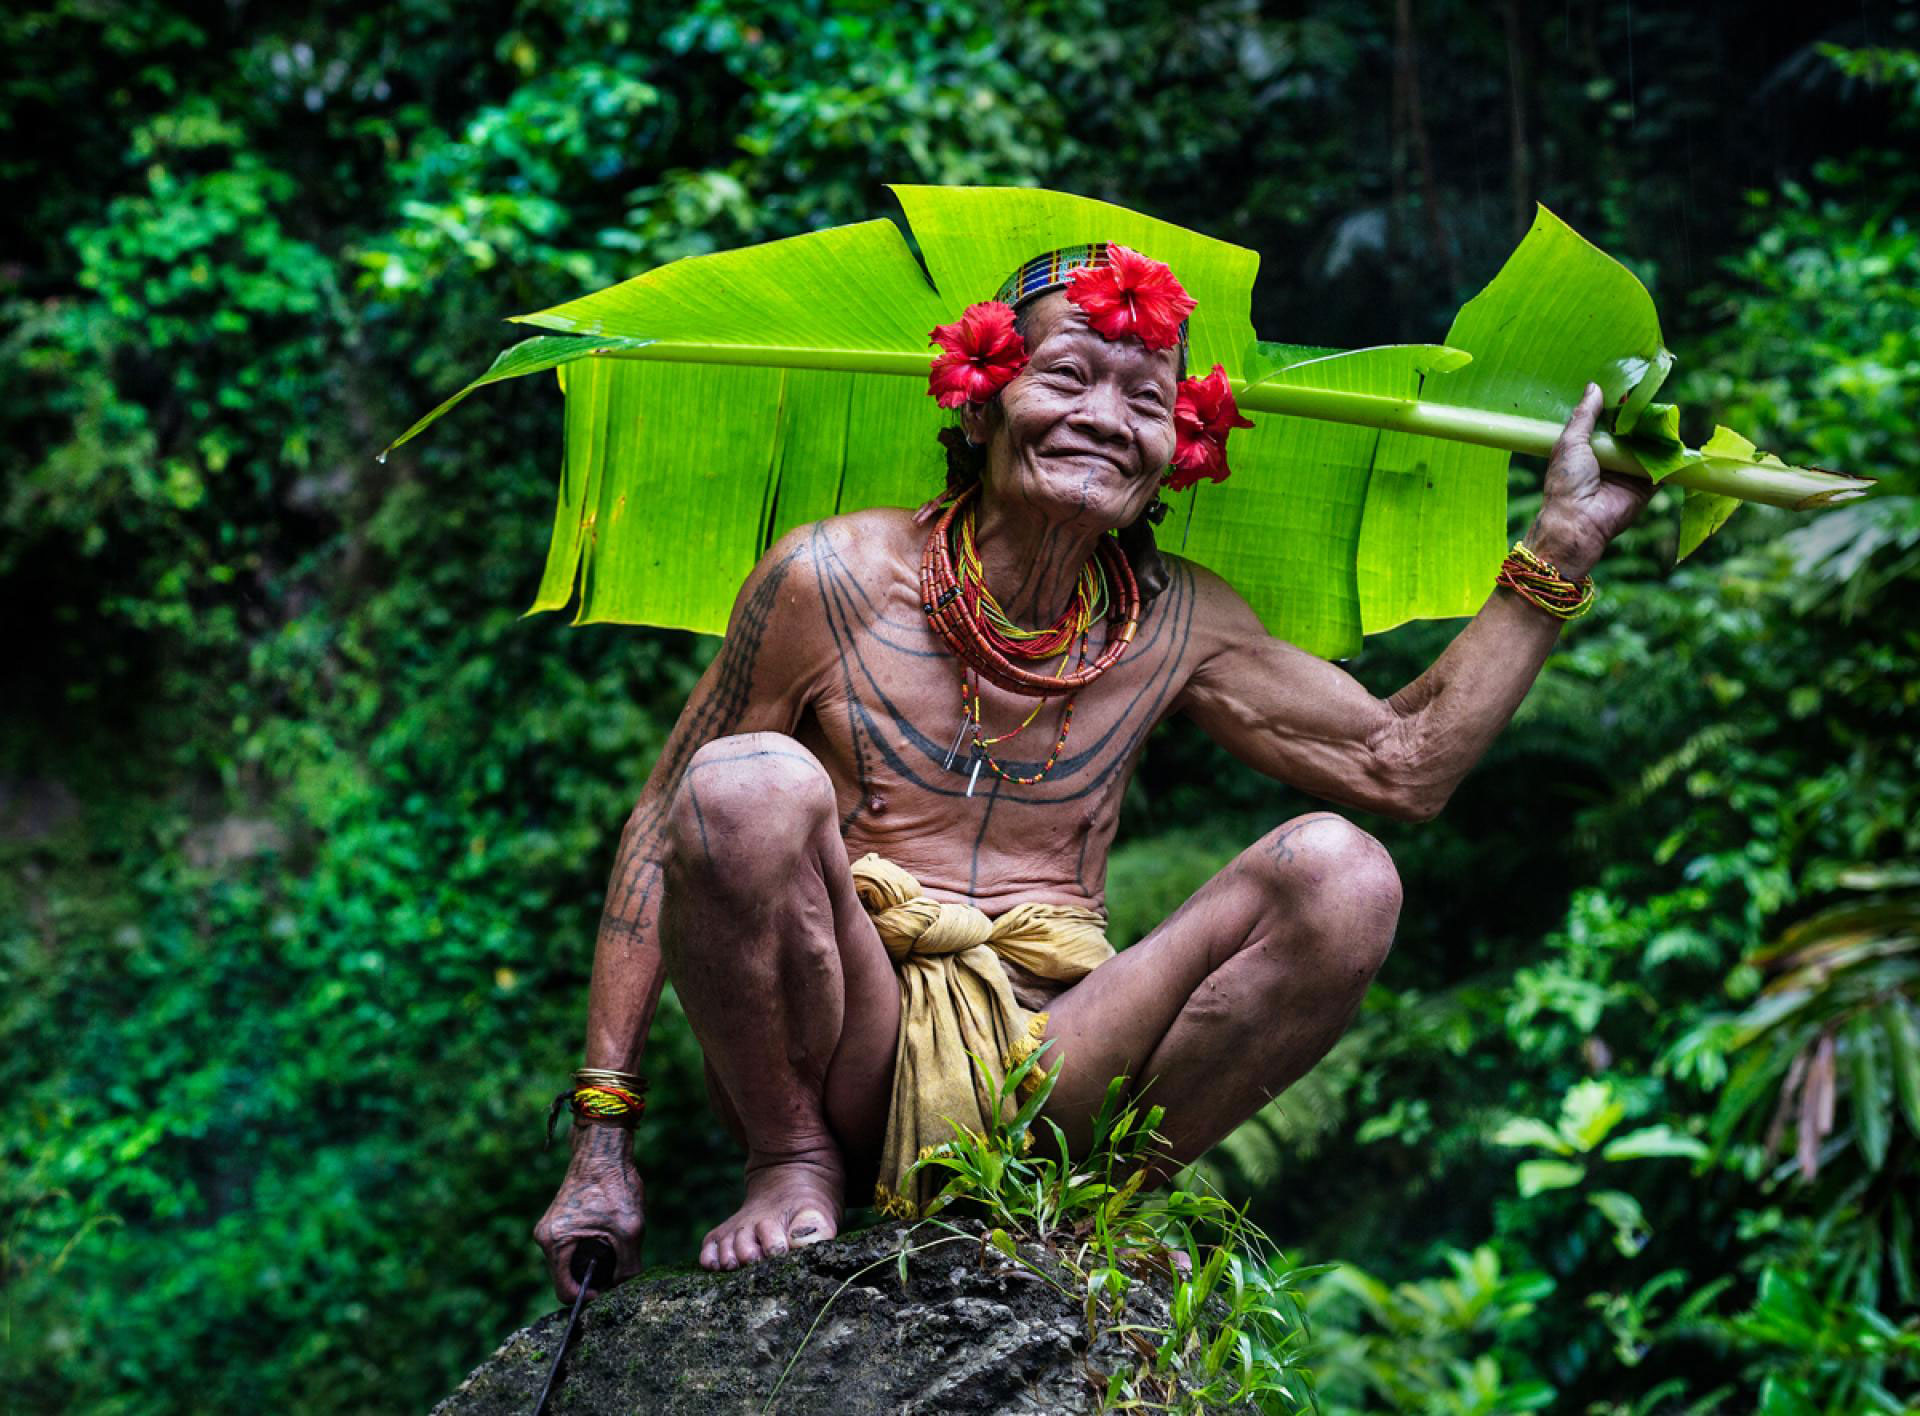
1117,507 -> 1169,606
959,399 -> 993,447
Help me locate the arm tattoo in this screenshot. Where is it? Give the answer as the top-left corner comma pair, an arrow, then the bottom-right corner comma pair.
603,544 -> 804,927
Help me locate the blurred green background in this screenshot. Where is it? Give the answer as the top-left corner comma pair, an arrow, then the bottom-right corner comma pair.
4,1 -> 1917,1410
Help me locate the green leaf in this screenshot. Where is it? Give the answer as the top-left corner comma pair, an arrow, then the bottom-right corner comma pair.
1516,1159 -> 1587,1196
1589,1189 -> 1651,1257
1502,1379 -> 1559,1411
1882,1001 -> 1920,1137
1493,1272 -> 1558,1306
390,193 -> 1866,649
1088,1075 -> 1133,1155
1890,1195 -> 1915,1307
512,216 -> 952,635
1172,1280 -> 1195,1332
1204,1322 -> 1239,1377
1678,487 -> 1743,562
1754,1267 -> 1823,1338
1620,400 -> 1684,468
1193,1246 -> 1230,1308
1102,1167 -> 1145,1226
1491,1116 -> 1576,1155
892,184 -> 1259,380
1846,1015 -> 1892,1170
1758,1374 -> 1821,1416
378,333 -> 655,459
1558,1079 -> 1629,1152
1003,1042 -> 1059,1134
1600,1125 -> 1709,1163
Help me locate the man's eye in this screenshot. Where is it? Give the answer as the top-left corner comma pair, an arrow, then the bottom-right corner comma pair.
1044,363 -> 1088,384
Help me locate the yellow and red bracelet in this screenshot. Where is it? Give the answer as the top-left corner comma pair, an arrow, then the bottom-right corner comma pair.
1496,540 -> 1596,621
546,1067 -> 649,1146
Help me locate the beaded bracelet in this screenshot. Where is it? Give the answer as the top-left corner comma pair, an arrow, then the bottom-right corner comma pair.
1496,540 -> 1596,622
546,1068 -> 649,1147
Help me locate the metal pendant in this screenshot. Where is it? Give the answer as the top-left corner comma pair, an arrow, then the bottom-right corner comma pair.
944,709 -> 972,772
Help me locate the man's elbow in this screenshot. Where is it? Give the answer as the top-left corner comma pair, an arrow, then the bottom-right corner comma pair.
1363,767 -> 1447,822
1387,784 -> 1449,823
1375,716 -> 1451,822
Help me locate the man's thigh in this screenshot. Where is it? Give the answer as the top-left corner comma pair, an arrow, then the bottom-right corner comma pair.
1032,841 -> 1276,1144
1032,812 -> 1389,1151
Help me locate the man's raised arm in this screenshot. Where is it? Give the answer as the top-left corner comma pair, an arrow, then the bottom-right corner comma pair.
1177,385 -> 1654,822
532,526 -> 818,1302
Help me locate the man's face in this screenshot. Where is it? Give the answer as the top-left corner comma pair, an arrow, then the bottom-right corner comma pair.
964,291 -> 1180,532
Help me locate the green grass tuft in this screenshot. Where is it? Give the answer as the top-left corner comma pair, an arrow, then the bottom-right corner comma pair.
901,1044 -> 1327,1414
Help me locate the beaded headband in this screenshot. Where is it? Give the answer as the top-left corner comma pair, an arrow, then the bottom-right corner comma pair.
994,242 -> 1112,306
992,242 -> 1191,349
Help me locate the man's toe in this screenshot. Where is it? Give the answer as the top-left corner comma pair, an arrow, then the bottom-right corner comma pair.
790,1208 -> 833,1246
754,1218 -> 789,1258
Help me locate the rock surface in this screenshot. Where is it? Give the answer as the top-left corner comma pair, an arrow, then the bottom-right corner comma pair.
434,1220 -> 1188,1415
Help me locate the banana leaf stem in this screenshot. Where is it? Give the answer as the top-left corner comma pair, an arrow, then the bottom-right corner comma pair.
1232,382 -> 1873,510
554,336 -> 930,379
569,343 -> 1874,512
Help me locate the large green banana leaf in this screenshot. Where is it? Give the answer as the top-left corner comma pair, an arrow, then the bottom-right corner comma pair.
385,186 -> 1870,659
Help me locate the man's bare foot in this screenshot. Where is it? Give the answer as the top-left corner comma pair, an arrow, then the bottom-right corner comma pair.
699,1151 -> 844,1271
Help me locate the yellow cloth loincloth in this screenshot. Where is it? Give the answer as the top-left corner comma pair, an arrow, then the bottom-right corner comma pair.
850,852 -> 1114,1218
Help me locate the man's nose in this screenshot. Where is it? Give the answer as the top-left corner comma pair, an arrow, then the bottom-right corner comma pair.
1067,380 -> 1131,444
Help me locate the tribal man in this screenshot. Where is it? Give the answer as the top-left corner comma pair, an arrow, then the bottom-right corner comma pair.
533,242 -> 1654,1300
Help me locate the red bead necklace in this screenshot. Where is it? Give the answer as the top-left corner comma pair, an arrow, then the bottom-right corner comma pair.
920,483 -> 1142,792
919,483 -> 1140,697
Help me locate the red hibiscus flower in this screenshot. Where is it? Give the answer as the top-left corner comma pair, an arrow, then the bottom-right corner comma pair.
927,300 -> 1029,408
1063,244 -> 1197,352
1165,364 -> 1254,491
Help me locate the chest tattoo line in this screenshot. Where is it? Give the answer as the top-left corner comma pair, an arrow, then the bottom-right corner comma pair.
808,539 -> 1199,813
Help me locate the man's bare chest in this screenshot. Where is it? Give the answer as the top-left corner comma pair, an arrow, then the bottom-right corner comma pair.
790,563 -> 1200,907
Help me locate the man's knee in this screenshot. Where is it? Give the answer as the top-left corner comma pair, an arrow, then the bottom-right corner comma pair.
665,733 -> 834,876
1246,812 -> 1402,969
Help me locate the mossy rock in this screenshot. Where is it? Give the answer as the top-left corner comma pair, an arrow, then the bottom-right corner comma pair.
434,1219 -> 1241,1415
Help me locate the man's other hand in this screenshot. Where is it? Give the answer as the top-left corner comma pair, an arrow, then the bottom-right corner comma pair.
533,1125 -> 646,1305
1527,382 -> 1658,582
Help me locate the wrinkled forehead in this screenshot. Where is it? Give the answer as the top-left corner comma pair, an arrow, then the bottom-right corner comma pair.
1019,293 -> 1183,381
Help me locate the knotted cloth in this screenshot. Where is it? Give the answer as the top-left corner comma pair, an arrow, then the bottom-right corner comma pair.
850,852 -> 1114,1217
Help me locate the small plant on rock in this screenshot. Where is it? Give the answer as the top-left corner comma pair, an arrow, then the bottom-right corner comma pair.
904,1043 -> 1324,1414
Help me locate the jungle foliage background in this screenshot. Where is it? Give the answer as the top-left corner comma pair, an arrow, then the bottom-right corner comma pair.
5,0 -> 1918,1410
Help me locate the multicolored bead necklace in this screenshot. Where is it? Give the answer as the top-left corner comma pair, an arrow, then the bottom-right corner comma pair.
919,483 -> 1141,793
920,483 -> 1140,694
952,638 -> 1089,793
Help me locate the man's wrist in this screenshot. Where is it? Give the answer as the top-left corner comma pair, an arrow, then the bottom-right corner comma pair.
570,1120 -> 637,1164
1522,517 -> 1599,583
1497,535 -> 1600,624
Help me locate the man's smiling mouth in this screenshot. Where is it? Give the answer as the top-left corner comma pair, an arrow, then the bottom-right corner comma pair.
1041,447 -> 1133,476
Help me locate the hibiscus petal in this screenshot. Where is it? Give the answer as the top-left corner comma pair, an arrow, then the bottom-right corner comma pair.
926,300 -> 1028,406
1063,246 -> 1194,352
1167,365 -> 1252,487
